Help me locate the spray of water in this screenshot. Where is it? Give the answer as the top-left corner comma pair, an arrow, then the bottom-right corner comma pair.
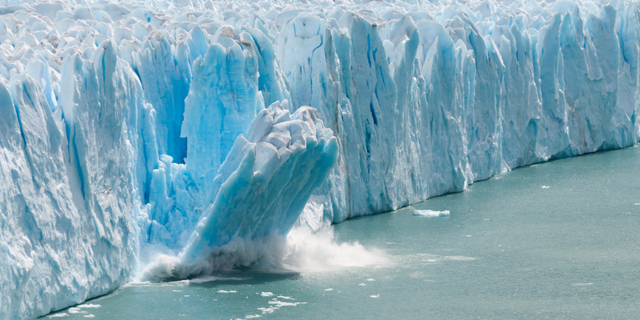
281,224 -> 388,272
139,223 -> 387,281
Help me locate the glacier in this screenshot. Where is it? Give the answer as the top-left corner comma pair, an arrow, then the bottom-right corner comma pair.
1,0 -> 640,318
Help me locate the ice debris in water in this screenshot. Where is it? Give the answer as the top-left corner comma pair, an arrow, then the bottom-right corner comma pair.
218,290 -> 237,294
413,210 -> 451,217
67,308 -> 80,314
3,0 -> 640,318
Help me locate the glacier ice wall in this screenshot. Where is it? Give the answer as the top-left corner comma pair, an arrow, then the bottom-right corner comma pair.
1,0 -> 640,318
0,42 -> 147,319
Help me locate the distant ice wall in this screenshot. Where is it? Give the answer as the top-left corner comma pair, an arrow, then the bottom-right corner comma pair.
278,1 -> 640,222
1,0 -> 640,319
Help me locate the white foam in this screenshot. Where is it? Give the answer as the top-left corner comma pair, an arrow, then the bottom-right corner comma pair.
140,223 -> 386,281
140,235 -> 288,281
281,225 -> 387,273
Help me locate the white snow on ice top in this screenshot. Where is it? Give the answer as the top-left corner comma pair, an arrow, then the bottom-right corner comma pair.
2,0 -> 640,318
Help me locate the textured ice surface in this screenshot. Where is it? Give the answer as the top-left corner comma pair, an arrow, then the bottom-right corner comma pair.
1,0 -> 640,318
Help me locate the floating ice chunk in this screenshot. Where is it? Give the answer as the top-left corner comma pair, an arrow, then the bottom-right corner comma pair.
542,186 -> 550,189
258,299 -> 307,314
218,290 -> 237,293
412,210 -> 451,217
77,304 -> 100,309
260,292 -> 273,297
48,314 -> 68,318
370,294 -> 380,298
324,288 -> 333,291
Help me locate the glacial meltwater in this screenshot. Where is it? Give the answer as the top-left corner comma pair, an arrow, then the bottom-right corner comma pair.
46,146 -> 640,319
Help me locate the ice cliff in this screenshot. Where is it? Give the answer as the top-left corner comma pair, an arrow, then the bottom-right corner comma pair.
1,0 -> 640,318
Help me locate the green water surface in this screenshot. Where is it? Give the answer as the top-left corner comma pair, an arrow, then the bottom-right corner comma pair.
46,146 -> 640,319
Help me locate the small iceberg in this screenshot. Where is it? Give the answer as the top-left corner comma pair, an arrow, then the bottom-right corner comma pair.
412,210 -> 450,217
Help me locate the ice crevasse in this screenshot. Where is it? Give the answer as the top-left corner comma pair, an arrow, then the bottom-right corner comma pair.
1,0 -> 640,318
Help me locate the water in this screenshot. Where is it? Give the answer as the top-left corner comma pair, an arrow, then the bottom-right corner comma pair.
45,146 -> 640,319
